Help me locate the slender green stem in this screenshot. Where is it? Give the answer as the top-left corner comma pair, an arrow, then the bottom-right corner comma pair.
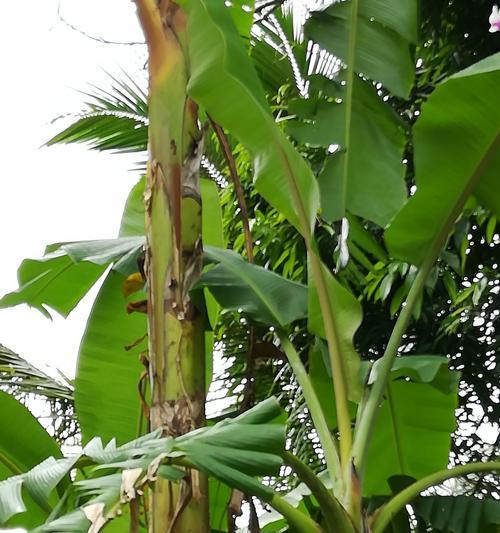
339,0 -> 361,519
283,452 -> 354,533
351,260 -> 431,473
272,0 -> 360,488
269,493 -> 324,533
372,462 -> 500,533
299,0 -> 360,478
386,381 -> 406,473
352,134 -> 500,478
341,0 -> 359,215
307,255 -> 353,472
278,143 -> 353,472
279,334 -> 342,494
46,486 -> 71,521
0,452 -> 23,476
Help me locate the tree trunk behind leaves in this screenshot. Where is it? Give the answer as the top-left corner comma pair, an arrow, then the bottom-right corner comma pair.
135,1 -> 208,531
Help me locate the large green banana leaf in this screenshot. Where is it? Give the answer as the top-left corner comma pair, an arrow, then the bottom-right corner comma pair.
0,391 -> 62,527
0,253 -> 105,320
301,0 -> 415,226
386,52 -> 500,265
305,0 -> 415,98
0,391 -> 61,472
288,74 -> 407,227
74,176 -> 147,444
0,237 -> 144,318
183,0 -> 319,235
364,357 -> 460,495
413,495 -> 500,533
74,270 -> 147,444
196,246 -> 308,327
304,352 -> 459,495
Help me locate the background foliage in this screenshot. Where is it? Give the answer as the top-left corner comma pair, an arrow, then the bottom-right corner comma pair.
0,0 -> 499,530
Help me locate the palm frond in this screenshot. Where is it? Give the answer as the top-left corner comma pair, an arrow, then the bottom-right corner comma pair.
47,72 -> 148,154
48,71 -> 232,184
0,344 -> 77,445
84,72 -> 148,117
0,345 -> 72,401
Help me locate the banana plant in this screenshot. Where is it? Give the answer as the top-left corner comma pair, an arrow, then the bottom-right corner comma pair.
0,0 -> 499,532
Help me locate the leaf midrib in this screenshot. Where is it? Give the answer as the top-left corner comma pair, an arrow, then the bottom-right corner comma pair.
220,259 -> 287,326
386,381 -> 406,475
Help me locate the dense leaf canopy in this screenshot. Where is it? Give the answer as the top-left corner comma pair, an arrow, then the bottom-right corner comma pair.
0,0 -> 499,531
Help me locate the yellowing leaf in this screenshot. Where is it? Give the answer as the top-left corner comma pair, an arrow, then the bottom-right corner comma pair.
122,272 -> 145,297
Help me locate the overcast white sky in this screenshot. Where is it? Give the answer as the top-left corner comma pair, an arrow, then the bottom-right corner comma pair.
0,0 -> 147,377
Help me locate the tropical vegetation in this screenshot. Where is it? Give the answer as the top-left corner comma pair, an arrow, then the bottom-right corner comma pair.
0,0 -> 499,531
